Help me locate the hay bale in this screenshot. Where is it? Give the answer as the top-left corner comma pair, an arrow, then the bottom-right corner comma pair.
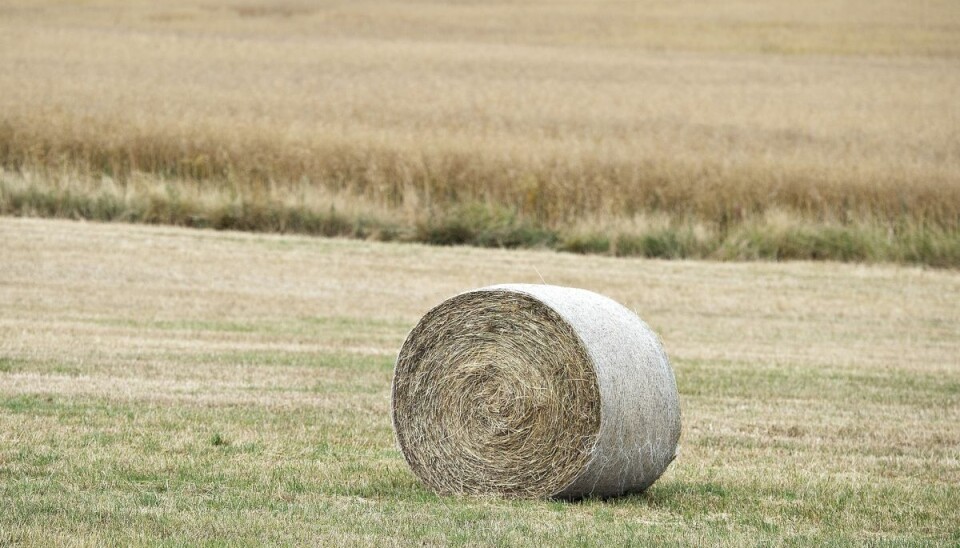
392,284 -> 681,498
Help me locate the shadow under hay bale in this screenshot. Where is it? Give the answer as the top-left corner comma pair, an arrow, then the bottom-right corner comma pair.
392,284 -> 681,499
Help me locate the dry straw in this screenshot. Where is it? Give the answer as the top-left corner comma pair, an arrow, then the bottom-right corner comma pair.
392,284 -> 681,498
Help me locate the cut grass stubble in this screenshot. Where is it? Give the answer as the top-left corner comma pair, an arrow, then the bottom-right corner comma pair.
0,218 -> 958,543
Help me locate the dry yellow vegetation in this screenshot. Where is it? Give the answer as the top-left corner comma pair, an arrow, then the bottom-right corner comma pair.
1,0 -> 959,263
1,218 -> 958,543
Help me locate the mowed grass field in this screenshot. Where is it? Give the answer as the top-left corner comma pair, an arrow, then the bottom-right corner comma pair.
1,217 -> 958,544
1,0 -> 960,265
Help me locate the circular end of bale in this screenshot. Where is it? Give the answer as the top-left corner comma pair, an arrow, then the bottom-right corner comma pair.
392,289 -> 602,498
393,284 -> 681,499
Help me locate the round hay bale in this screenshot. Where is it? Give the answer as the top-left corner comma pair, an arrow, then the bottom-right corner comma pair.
391,284 -> 681,499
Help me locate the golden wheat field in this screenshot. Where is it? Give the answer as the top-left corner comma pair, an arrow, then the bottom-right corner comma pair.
1,0 -> 959,264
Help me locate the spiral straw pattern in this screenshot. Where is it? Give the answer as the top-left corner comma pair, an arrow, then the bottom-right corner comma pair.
392,284 -> 680,499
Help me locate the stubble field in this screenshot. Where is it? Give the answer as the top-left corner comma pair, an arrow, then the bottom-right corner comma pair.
1,218 -> 958,544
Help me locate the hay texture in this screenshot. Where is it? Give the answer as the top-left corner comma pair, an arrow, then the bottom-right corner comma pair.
392,284 -> 681,499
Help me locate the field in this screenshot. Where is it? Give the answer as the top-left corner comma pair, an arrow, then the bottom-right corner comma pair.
2,0 -> 960,265
2,1 -> 960,543
1,217 -> 958,544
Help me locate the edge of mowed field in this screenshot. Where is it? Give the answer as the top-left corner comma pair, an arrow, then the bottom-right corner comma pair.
3,173 -> 959,269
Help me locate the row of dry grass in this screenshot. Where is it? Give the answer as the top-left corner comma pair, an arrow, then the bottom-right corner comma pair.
1,0 -> 959,264
5,171 -> 958,266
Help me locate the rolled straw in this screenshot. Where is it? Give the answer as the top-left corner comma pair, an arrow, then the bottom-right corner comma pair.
392,284 -> 681,498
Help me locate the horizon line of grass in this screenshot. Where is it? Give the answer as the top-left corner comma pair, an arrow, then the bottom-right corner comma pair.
3,174 -> 957,268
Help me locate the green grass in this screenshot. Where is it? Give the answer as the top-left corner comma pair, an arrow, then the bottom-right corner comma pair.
0,357 -> 29,374
678,358 -> 960,407
89,316 -> 408,337
3,176 -> 959,267
1,351 -> 957,545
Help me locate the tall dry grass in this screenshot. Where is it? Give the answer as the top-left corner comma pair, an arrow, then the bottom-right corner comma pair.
1,0 -> 959,263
